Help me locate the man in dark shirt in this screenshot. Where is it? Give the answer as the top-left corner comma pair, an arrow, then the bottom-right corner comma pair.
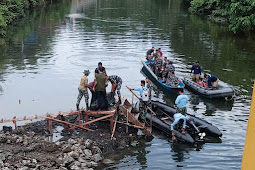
95,62 -> 107,76
191,61 -> 201,82
204,74 -> 219,90
146,47 -> 155,61
93,68 -> 108,110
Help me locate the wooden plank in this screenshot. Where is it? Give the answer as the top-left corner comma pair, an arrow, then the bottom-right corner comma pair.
46,117 -> 94,132
68,114 -> 114,130
0,108 -> 116,124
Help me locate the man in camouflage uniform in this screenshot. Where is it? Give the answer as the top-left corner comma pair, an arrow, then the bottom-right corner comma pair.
76,70 -> 90,110
107,75 -> 122,104
155,55 -> 163,77
167,72 -> 182,87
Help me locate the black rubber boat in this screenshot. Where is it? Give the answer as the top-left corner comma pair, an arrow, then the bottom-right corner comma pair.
151,101 -> 222,137
183,77 -> 234,99
145,113 -> 195,144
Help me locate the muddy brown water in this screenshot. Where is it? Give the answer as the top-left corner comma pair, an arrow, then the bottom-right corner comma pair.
0,0 -> 254,169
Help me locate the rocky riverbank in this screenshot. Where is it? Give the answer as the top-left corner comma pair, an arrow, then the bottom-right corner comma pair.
0,114 -> 144,169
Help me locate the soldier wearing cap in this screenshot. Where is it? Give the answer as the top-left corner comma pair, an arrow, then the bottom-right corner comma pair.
76,70 -> 90,110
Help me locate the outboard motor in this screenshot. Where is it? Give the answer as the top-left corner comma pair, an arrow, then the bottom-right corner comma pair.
186,115 -> 200,133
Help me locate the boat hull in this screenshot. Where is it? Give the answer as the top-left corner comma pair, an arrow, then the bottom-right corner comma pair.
151,101 -> 222,137
145,113 -> 195,144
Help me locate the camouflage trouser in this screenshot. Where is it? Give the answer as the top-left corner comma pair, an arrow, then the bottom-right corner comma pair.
176,107 -> 187,115
115,79 -> 122,98
76,89 -> 89,105
139,101 -> 148,120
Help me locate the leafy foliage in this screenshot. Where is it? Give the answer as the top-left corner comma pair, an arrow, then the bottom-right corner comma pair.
189,0 -> 255,33
0,0 -> 45,36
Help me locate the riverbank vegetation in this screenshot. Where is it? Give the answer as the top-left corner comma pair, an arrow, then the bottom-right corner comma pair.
0,0 -> 45,37
189,0 -> 255,33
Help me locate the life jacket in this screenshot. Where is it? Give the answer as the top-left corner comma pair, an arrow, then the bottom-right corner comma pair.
142,87 -> 149,102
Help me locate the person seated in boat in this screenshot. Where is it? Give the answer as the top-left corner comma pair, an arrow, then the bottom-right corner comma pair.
162,65 -> 168,81
166,60 -> 175,73
175,88 -> 189,115
76,70 -> 90,111
158,65 -> 165,79
166,72 -> 183,87
155,55 -> 163,77
146,47 -> 155,61
153,49 -> 160,60
158,48 -> 163,57
204,74 -> 219,90
130,80 -> 149,122
190,61 -> 201,82
107,75 -> 122,104
171,112 -> 186,141
163,57 -> 167,67
95,62 -> 107,77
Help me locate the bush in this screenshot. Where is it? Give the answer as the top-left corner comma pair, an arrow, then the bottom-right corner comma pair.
0,0 -> 45,37
189,0 -> 255,33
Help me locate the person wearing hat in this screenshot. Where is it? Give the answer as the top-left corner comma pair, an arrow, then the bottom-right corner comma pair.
95,62 -> 107,77
76,70 -> 90,110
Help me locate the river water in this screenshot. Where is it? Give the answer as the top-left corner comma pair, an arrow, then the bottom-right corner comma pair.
0,0 -> 254,169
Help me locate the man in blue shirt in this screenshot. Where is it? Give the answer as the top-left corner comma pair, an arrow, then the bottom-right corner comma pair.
191,61 -> 201,82
204,74 -> 219,90
171,113 -> 186,140
131,80 -> 149,122
171,88 -> 188,140
175,89 -> 189,115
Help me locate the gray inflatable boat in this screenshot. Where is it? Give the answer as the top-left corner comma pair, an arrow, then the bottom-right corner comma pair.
183,77 -> 234,99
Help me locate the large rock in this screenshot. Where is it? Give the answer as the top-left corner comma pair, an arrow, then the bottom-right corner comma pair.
63,156 -> 74,165
91,153 -> 103,162
84,139 -> 94,149
0,154 -> 6,161
86,161 -> 97,168
68,139 -> 77,145
91,146 -> 102,155
84,149 -> 92,157
0,134 -> 7,143
68,151 -> 79,159
43,142 -> 58,152
62,146 -> 72,153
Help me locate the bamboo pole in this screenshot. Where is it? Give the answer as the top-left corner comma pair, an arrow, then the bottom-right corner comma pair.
116,121 -> 144,129
111,114 -> 119,140
68,114 -> 114,130
46,117 -> 94,132
126,110 -> 129,133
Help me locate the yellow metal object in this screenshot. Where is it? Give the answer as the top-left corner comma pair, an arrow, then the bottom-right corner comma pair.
242,80 -> 255,170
